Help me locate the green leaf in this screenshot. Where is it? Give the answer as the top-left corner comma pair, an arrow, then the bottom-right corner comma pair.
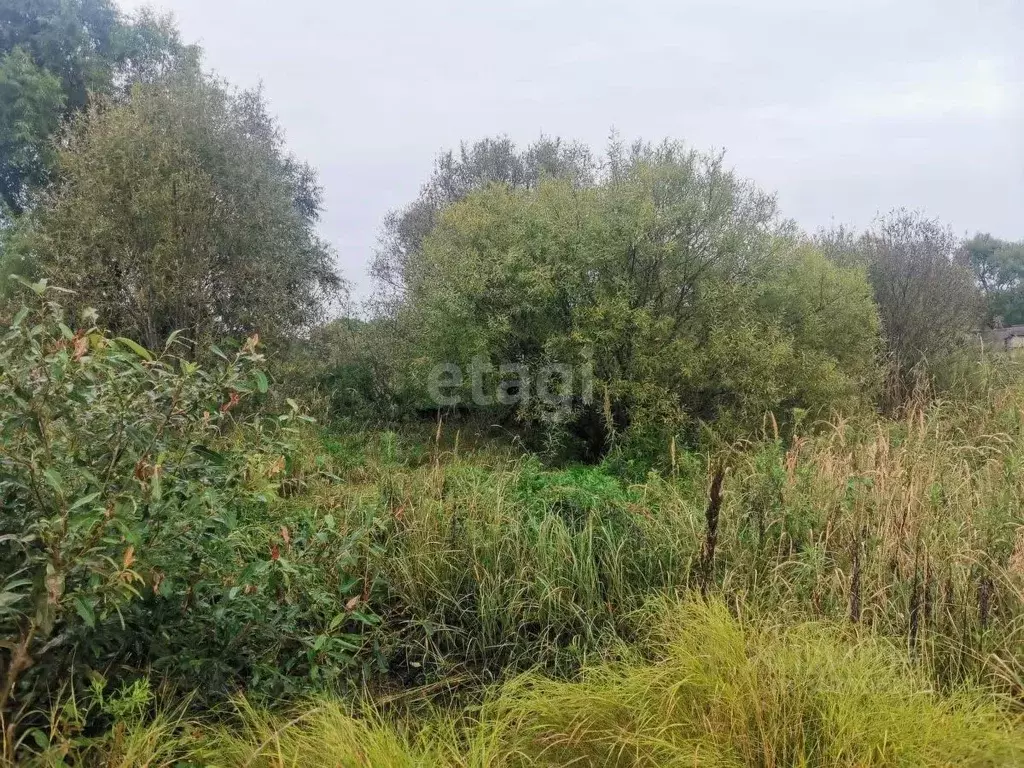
69,491 -> 102,511
10,274 -> 47,295
114,337 -> 153,361
333,635 -> 362,652
42,468 -> 64,497
11,307 -> 29,328
73,596 -> 96,628
193,445 -> 226,465
151,467 -> 162,501
0,591 -> 26,610
254,370 -> 268,394
0,579 -> 32,592
68,511 -> 102,534
28,729 -> 49,749
164,329 -> 183,351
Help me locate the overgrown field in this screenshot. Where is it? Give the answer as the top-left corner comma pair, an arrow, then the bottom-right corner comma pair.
8,322 -> 1024,764
2,7 -> 1023,760
64,602 -> 1024,767
244,390 -> 1024,699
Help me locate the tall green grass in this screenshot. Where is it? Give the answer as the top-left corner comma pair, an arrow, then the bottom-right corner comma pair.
286,390 -> 1024,692
484,600 -> 1024,766
138,600 -> 1024,767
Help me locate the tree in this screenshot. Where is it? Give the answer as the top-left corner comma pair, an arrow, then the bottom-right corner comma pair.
0,48 -> 64,216
818,211 -> 982,402
393,140 -> 881,459
966,233 -> 1024,327
371,134 -> 595,301
10,66 -> 344,350
0,0 -> 190,215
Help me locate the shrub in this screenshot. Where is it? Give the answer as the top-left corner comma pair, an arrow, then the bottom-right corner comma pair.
392,141 -> 881,460
0,280 -> 372,739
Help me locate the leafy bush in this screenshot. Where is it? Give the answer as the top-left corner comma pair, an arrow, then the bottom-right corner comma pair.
392,141 -> 881,460
0,280 -> 372,735
514,463 -> 634,530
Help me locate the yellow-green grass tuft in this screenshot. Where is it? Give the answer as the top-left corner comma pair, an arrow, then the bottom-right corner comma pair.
202,599 -> 1024,767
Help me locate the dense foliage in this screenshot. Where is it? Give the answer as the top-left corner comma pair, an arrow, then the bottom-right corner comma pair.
4,66 -> 344,350
394,142 -> 880,459
0,283 -> 371,748
968,232 -> 1024,327
372,135 -> 595,300
1,4 -> 1023,764
11,383 -> 1024,763
0,0 -> 188,216
156,602 -> 1024,767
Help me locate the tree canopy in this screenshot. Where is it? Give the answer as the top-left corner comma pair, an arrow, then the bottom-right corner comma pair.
967,232 -> 1024,327
372,134 -> 595,302
0,0 -> 189,215
393,140 -> 881,457
818,212 -> 982,403
8,66 -> 344,349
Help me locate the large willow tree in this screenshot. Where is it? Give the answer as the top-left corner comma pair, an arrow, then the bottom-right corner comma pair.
9,65 -> 344,349
391,139 -> 881,458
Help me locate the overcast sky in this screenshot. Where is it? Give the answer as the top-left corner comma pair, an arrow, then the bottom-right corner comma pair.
118,0 -> 1023,296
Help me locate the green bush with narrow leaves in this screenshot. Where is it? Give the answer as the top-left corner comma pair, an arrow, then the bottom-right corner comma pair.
0,280 -> 374,736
